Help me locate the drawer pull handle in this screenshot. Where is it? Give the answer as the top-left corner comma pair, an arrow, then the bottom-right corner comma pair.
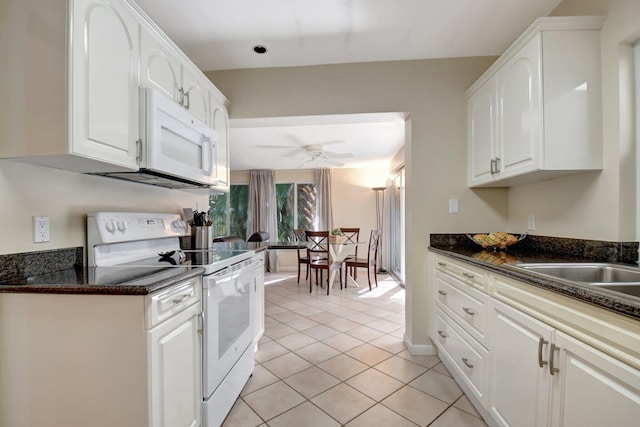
437,330 -> 448,338
172,294 -> 191,304
461,357 -> 474,369
462,272 -> 474,279
462,307 -> 475,316
549,344 -> 560,375
437,290 -> 447,296
538,337 -> 549,368
437,262 -> 447,267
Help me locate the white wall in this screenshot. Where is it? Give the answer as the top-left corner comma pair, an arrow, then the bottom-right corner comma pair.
208,57 -> 508,351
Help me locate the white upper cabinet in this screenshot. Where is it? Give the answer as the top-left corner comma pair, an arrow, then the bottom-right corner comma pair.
1,0 -> 230,187
467,17 -> 603,187
71,0 -> 140,169
140,29 -> 182,103
212,103 -> 230,188
141,28 -> 213,126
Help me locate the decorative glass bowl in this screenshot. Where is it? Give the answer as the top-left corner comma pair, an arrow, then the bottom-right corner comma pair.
466,232 -> 527,251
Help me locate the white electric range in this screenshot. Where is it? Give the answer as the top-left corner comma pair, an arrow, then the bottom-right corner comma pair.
87,212 -> 257,427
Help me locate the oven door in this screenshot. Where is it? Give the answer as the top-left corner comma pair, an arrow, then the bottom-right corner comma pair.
202,260 -> 255,399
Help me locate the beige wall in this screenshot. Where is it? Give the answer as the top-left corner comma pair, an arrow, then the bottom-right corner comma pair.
508,0 -> 640,241
208,57 -> 508,351
0,160 -> 207,255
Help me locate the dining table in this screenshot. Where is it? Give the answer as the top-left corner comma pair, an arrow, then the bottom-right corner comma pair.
327,240 -> 367,292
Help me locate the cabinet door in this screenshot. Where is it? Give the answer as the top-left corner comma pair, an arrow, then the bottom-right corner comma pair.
468,77 -> 496,186
182,65 -> 211,125
148,306 -> 201,427
71,0 -> 139,169
497,34 -> 542,179
550,331 -> 640,427
488,299 -> 553,427
212,103 -> 230,188
140,28 -> 182,103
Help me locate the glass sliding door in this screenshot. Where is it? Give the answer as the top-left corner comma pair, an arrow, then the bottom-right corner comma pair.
389,168 -> 405,285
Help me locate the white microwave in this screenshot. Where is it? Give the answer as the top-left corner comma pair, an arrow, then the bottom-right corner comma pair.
95,87 -> 218,189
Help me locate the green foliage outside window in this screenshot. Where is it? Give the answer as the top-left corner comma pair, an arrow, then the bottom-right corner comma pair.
208,192 -> 227,237
229,185 -> 249,239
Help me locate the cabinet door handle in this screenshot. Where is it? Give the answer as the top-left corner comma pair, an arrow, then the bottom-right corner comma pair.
437,262 -> 447,267
437,330 -> 448,338
462,307 -> 475,316
495,157 -> 501,173
549,343 -> 560,375
437,290 -> 447,296
135,138 -> 142,163
178,87 -> 185,106
537,337 -> 549,368
462,272 -> 474,279
461,357 -> 474,369
184,91 -> 190,109
172,294 -> 190,304
490,158 -> 496,175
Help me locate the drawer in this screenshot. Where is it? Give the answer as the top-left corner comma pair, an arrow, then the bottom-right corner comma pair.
145,276 -> 201,329
435,308 -> 489,405
435,271 -> 489,345
435,255 -> 487,291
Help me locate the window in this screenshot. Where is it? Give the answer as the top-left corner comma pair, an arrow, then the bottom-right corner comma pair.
209,185 -> 249,238
276,182 -> 316,241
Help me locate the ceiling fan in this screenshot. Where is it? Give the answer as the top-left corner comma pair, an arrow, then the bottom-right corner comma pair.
257,135 -> 354,168
296,144 -> 354,168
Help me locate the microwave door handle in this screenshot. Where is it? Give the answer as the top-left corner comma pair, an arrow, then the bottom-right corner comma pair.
203,136 -> 214,176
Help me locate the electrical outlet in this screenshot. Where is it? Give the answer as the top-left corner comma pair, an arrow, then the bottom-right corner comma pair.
448,198 -> 459,214
528,213 -> 536,231
33,216 -> 50,243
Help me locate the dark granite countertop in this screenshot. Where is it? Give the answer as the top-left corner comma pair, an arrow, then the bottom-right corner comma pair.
0,266 -> 205,295
429,245 -> 640,320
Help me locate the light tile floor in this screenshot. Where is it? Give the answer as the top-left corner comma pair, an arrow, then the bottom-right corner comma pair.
222,272 -> 488,427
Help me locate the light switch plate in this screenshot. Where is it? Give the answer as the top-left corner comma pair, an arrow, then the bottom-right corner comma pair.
33,216 -> 50,243
448,199 -> 459,214
528,213 -> 536,230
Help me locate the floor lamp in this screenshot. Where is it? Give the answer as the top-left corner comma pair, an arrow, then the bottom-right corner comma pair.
372,187 -> 387,273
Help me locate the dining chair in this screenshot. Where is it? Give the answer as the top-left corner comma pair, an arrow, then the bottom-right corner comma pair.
305,230 -> 334,294
339,227 -> 360,276
294,229 -> 310,283
344,229 -> 381,291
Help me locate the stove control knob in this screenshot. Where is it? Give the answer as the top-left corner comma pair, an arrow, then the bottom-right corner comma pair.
117,221 -> 127,232
105,221 -> 116,233
171,219 -> 186,233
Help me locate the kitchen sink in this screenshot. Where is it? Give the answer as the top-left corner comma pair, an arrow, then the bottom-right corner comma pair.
513,263 -> 640,298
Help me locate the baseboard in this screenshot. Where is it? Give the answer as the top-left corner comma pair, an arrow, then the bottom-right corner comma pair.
404,333 -> 437,355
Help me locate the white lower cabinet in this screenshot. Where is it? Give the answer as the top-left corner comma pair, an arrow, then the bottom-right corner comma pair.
148,302 -> 201,427
253,251 -> 266,350
0,276 -> 202,427
550,331 -> 640,427
435,307 -> 490,405
430,253 -> 640,427
488,299 -> 553,427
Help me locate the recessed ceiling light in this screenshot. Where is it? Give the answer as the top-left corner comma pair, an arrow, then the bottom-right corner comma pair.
253,45 -> 267,54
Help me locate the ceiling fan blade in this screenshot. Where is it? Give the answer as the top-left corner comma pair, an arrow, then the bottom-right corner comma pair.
324,152 -> 354,159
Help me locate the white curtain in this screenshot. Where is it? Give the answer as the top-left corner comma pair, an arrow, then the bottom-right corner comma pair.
315,168 -> 333,231
248,170 -> 278,272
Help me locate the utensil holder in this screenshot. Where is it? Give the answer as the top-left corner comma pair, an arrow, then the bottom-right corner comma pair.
192,226 -> 213,250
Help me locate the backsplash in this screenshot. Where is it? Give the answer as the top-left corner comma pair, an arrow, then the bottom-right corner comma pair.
429,234 -> 639,264
0,247 -> 83,283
